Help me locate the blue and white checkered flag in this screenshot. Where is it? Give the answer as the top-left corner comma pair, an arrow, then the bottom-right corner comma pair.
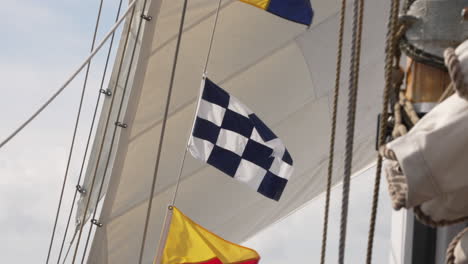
188,77 -> 293,201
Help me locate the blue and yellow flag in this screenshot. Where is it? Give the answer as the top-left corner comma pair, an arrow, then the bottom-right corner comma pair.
240,0 -> 313,26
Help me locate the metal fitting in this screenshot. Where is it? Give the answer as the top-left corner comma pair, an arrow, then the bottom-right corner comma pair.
91,219 -> 103,227
76,185 -> 86,194
115,121 -> 128,128
141,14 -> 152,21
100,89 -> 112,96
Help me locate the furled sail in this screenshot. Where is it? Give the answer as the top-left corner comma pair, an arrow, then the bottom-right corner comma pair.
78,0 -> 389,263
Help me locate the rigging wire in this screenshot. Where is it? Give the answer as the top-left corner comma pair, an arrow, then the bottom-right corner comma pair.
80,0 -> 151,262
171,0 -> 223,208
137,1 -> 190,263
0,0 -> 137,150
45,1 -> 105,263
55,0 -> 125,262
365,0 -> 400,262
338,0 -> 365,262
319,0 -> 347,263
154,2 -> 223,262
70,4 -> 138,264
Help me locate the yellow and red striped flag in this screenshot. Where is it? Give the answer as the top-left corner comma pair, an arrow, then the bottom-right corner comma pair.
157,207 -> 260,264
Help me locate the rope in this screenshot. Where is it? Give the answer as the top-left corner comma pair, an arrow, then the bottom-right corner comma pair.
55,0 -> 125,262
338,0 -> 365,262
413,205 -> 468,228
446,227 -> 468,264
445,48 -> 467,100
137,1 -> 189,263
319,0 -> 346,262
45,1 -> 105,263
438,83 -> 455,103
365,0 -> 400,262
70,4 -> 138,264
202,0 -> 222,75
0,0 -> 138,150
152,4 -> 223,263
60,229 -> 78,264
170,0 -> 223,207
80,0 -> 150,261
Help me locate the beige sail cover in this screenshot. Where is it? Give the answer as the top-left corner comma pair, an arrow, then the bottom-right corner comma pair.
384,40 -> 468,226
81,0 -> 389,263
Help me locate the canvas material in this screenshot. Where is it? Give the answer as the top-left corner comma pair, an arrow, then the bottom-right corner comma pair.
456,40 -> 468,88
385,40 -> 468,224
388,93 -> 468,210
189,78 -> 293,201
83,0 -> 390,262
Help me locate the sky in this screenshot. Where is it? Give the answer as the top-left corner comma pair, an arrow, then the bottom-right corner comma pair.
0,1 -> 392,263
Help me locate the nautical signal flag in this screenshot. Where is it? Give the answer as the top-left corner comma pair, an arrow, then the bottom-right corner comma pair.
188,77 -> 294,201
159,207 -> 260,264
240,0 -> 313,26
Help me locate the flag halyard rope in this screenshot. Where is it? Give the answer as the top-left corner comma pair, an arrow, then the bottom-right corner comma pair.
45,1 -> 105,263
338,0 -> 365,262
153,3 -> 223,263
319,0 -> 347,262
137,1 -> 190,263
171,0 -> 223,208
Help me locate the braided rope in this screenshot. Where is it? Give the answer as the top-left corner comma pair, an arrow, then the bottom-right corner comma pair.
392,102 -> 408,138
445,48 -> 467,100
380,146 -> 407,210
338,0 -> 365,262
446,227 -> 468,264
438,83 -> 455,103
319,0 -> 346,262
365,0 -> 400,262
413,205 -> 468,228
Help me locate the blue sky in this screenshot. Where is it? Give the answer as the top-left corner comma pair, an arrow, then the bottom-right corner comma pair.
0,1 -> 391,263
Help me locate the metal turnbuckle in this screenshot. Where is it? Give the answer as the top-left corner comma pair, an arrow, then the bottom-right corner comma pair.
141,14 -> 152,21
76,185 -> 86,194
100,89 -> 112,96
115,121 -> 128,128
91,219 -> 103,228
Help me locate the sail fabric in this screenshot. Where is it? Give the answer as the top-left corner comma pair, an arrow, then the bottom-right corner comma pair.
384,40 -> 468,225
239,0 -> 313,26
82,0 -> 389,263
160,207 -> 260,264
189,78 -> 293,201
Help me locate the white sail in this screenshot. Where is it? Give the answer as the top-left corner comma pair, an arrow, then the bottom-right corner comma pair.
79,0 -> 389,263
